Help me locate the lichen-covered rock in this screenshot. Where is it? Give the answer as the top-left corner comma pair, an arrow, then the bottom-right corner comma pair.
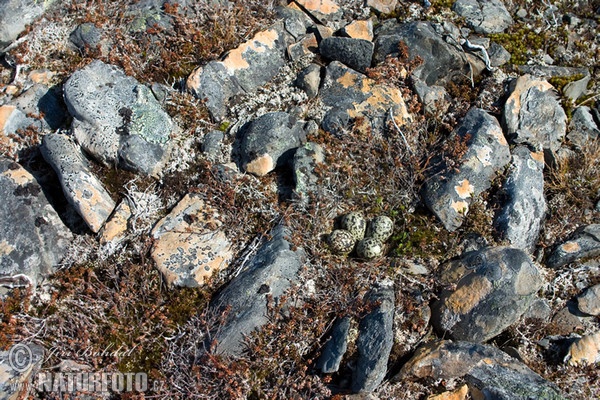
316,316 -> 350,373
319,36 -> 374,73
319,61 -> 412,134
0,158 -> 72,290
10,83 -> 67,131
422,108 -> 510,231
412,78 -> 449,115
577,284 -> 600,316
208,225 -> 304,356
0,0 -> 57,48
63,60 -> 174,176
432,247 -> 544,342
546,224 -> 600,268
292,141 -> 324,202
341,19 -> 374,41
275,4 -> 314,40
374,21 -> 470,87
353,281 -> 395,393
452,0 -> 513,34
567,106 -> 599,149
0,343 -> 45,399
187,23 -> 291,121
237,112 -> 307,176
398,340 -> 565,399
565,331 -> 600,366
0,105 -> 42,159
495,146 -> 546,253
328,229 -> 356,255
41,134 -> 115,233
151,193 -> 233,287
427,385 -> 469,400
367,0 -> 398,14
99,199 -> 131,246
503,74 -> 567,153
295,0 -> 343,28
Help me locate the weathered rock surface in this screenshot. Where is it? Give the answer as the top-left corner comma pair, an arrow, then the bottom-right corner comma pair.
63,60 -> 174,176
10,84 -> 67,131
565,331 -> 600,366
151,193 -> 233,287
69,22 -> 103,52
319,36 -> 374,73
0,105 -> 41,137
503,74 -> 567,153
186,23 -> 290,121
0,343 -> 45,400
295,63 -> 321,99
432,247 -> 543,342
237,112 -> 307,176
495,146 -> 546,252
567,106 -> 599,149
398,340 -> 565,399
316,316 -> 350,373
452,0 -> 513,34
341,19 -> 374,41
352,281 -> 395,393
99,199 -> 131,246
292,142 -> 324,202
374,21 -> 470,87
41,133 -> 115,233
295,0 -> 343,28
412,78 -> 449,115
547,224 -> 600,268
0,158 -> 72,289
367,0 -> 398,14
208,225 -> 304,356
0,0 -> 56,48
201,130 -> 227,163
423,108 -> 510,231
319,61 -> 412,134
577,284 -> 600,316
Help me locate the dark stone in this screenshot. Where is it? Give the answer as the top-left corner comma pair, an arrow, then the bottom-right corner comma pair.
295,63 -> 321,99
352,281 -> 395,393
69,23 -> 102,51
316,317 -> 350,373
547,224 -> 600,268
432,246 -> 544,342
567,106 -> 599,149
117,134 -> 167,177
207,225 -> 304,356
319,37 -> 374,73
201,130 -> 226,163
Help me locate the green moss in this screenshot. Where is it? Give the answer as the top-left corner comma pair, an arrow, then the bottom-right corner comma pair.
490,28 -> 546,65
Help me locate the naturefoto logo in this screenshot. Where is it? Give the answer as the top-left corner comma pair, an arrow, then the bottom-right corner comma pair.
7,343 -> 152,394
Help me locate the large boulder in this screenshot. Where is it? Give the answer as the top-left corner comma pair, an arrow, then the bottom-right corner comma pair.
207,225 -> 304,356
0,0 -> 57,48
63,60 -> 175,176
422,108 -> 510,231
0,159 -> 72,290
432,247 -> 544,342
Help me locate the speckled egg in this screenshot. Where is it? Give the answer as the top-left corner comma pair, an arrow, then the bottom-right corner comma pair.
356,237 -> 384,259
367,215 -> 394,242
328,229 -> 356,255
341,211 -> 367,241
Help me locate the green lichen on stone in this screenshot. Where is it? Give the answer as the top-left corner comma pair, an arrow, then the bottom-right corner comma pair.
128,85 -> 172,144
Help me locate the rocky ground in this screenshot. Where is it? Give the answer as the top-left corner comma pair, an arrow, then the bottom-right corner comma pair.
1,0 -> 600,398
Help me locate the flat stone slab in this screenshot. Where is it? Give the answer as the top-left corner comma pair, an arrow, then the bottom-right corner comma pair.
547,224 -> 600,268
151,193 -> 233,287
452,0 -> 513,34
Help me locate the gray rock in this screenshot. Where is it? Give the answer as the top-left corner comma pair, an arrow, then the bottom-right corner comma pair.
186,23 -> 290,121
321,107 -> 350,136
320,37 -> 374,73
0,343 -> 44,399
503,74 -> 567,153
398,340 -> 565,399
69,22 -> 102,51
295,64 -> 321,99
295,0 -> 343,28
0,159 -> 72,290
563,74 -> 591,102
11,84 -> 67,130
374,21 -> 470,87
208,225 -> 304,356
63,60 -> 174,176
0,105 -> 41,137
292,142 -> 324,203
412,78 -> 449,115
517,65 -> 589,79
522,297 -> 552,323
452,0 -> 513,34
202,130 -> 226,163
41,133 -> 115,233
275,5 -> 313,39
489,41 -> 511,67
547,224 -> 600,268
567,106 -> 599,149
352,281 -> 395,393
238,112 -> 307,176
577,284 -> 600,316
495,146 -> 546,252
0,0 -> 56,49
432,247 -> 544,342
367,0 -> 398,14
316,316 -> 350,373
422,108 -> 510,231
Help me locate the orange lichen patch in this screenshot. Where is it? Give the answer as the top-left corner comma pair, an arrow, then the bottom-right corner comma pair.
287,2 -> 303,11
450,200 -> 469,214
245,154 -> 275,176
446,275 -> 493,315
475,146 -> 493,167
337,71 -> 358,88
505,75 -> 554,120
454,179 -> 474,199
0,105 -> 16,133
4,86 -> 19,96
561,241 -> 581,253
0,240 -> 15,256
349,83 -> 412,125
72,181 -> 116,233
222,29 -> 279,73
531,150 -> 545,163
296,0 -> 341,14
427,384 -> 469,400
185,66 -> 203,92
488,125 -> 508,146
343,20 -> 373,41
566,331 -> 600,366
28,69 -> 55,85
1,166 -> 34,186
99,201 -> 131,245
398,342 -> 440,379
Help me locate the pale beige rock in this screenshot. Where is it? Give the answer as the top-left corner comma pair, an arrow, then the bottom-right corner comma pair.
427,385 -> 469,400
342,20 -> 374,41
99,200 -> 131,245
565,331 -> 600,366
367,0 -> 398,14
151,193 -> 233,287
